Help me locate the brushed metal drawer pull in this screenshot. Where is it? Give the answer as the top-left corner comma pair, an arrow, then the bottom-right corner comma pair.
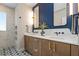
53,43 -> 56,52
53,49 -> 55,52
34,49 -> 38,52
34,39 -> 37,41
49,42 -> 51,50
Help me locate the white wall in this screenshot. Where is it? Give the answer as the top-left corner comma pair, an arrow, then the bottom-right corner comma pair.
0,5 -> 15,48
15,4 -> 33,50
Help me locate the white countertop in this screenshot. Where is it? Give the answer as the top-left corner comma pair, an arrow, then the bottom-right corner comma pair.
24,32 -> 79,46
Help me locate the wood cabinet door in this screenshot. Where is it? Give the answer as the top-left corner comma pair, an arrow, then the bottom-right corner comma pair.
53,42 -> 70,56
32,37 -> 41,56
24,35 -> 26,50
41,39 -> 51,56
28,36 -> 33,54
50,41 -> 71,56
24,36 -> 33,54
71,45 -> 79,56
24,35 -> 29,51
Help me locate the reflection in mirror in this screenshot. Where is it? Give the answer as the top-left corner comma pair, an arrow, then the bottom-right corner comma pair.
33,6 -> 39,28
54,3 -> 67,26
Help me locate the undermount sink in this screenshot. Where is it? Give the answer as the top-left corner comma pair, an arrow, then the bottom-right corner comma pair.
28,32 -> 40,35
45,35 -> 57,38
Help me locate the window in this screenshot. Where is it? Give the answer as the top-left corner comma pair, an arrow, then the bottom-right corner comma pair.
0,12 -> 6,31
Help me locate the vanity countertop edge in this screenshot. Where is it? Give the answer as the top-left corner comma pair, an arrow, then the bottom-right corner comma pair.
24,33 -> 79,46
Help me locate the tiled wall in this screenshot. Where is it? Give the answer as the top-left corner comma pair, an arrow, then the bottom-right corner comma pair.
0,5 -> 15,48
15,4 -> 33,50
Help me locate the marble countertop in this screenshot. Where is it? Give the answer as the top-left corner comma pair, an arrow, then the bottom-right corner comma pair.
24,33 -> 79,46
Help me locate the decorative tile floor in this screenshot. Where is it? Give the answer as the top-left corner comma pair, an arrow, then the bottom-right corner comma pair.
0,47 -> 31,56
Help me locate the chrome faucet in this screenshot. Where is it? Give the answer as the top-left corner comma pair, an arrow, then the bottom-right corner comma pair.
54,32 -> 64,36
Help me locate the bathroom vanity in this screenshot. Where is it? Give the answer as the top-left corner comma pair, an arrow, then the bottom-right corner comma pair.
24,30 -> 79,56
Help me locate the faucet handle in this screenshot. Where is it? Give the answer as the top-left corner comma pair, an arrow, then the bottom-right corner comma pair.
62,32 -> 64,34
54,32 -> 58,36
58,32 -> 61,34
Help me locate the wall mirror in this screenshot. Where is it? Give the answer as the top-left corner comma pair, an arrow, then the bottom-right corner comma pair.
33,3 -> 68,29
33,3 -> 53,29
54,3 -> 67,26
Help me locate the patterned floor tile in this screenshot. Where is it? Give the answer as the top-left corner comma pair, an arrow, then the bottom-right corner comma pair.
0,47 -> 31,56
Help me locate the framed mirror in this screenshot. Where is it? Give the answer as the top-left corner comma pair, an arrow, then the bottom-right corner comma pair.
33,3 -> 68,30
54,3 -> 67,26
33,3 -> 54,29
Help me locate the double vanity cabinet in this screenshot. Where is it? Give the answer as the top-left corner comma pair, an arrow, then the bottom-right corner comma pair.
24,35 -> 79,56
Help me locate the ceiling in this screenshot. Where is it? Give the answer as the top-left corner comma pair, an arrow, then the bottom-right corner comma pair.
1,3 -> 36,8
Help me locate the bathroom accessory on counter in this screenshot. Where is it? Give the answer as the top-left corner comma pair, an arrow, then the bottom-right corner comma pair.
41,30 -> 45,36
39,22 -> 48,36
26,25 -> 29,33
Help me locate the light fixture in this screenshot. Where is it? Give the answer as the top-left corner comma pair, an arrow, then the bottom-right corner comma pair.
78,3 -> 79,12
69,3 -> 73,15
32,16 -> 35,20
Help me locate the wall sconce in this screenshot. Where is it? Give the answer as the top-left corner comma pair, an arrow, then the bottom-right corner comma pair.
32,16 -> 35,20
78,4 -> 79,12
69,3 -> 73,15
32,16 -> 34,25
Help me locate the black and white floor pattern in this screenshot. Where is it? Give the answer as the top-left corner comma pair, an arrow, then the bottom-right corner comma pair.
0,47 -> 31,56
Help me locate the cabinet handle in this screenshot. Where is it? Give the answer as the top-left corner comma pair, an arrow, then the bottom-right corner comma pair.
53,49 -> 55,52
49,42 -> 51,50
34,39 -> 37,41
53,43 -> 56,52
34,49 -> 38,52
